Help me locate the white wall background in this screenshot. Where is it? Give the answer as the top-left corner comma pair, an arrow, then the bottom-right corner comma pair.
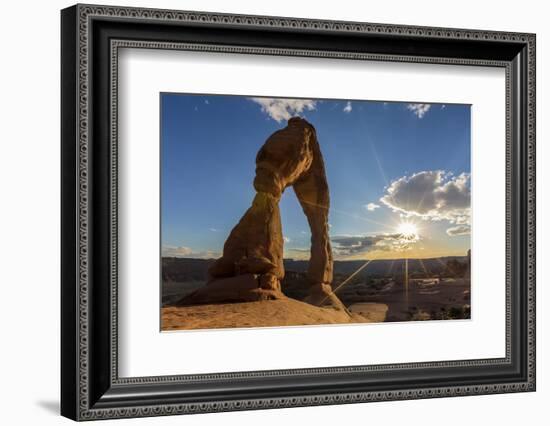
0,0 -> 546,424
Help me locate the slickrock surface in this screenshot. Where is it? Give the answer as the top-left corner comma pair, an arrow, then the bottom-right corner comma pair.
162,299 -> 388,331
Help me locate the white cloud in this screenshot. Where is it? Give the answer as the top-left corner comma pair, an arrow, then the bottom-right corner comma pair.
283,236 -> 291,244
209,228 -> 219,232
283,247 -> 311,260
204,99 -> 209,104
380,170 -> 470,226
162,245 -> 193,257
250,97 -> 316,122
407,103 -> 431,118
162,245 -> 220,259
343,101 -> 352,113
446,225 -> 471,236
332,232 -> 420,256
365,202 -> 380,211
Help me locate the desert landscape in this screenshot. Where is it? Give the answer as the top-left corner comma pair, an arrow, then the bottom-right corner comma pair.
160,95 -> 472,332
161,254 -> 470,330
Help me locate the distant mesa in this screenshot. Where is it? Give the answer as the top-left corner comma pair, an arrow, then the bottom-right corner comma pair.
178,117 -> 346,312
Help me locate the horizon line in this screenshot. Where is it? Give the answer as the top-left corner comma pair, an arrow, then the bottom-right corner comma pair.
162,254 -> 468,262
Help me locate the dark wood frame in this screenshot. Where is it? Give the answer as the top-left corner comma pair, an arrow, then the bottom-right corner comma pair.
61,4 -> 536,421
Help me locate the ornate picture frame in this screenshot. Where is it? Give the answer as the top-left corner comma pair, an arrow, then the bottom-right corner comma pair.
61,4 -> 535,420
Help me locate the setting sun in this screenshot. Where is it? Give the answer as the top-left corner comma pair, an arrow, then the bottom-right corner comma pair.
397,222 -> 418,238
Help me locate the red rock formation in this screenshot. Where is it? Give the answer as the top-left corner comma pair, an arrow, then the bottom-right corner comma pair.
179,117 -> 345,311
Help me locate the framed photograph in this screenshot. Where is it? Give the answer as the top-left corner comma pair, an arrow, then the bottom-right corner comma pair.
61,4 -> 536,421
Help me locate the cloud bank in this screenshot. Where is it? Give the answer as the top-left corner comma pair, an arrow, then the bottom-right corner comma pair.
162,245 -> 220,259
446,225 -> 471,236
331,232 -> 419,256
250,97 -> 316,122
380,170 -> 470,224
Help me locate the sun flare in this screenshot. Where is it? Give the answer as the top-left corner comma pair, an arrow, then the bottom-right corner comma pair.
397,222 -> 418,238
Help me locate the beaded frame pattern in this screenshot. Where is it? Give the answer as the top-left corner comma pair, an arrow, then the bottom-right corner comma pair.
74,4 -> 535,420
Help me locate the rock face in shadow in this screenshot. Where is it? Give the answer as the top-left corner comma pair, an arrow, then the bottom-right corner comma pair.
177,274 -> 285,305
178,117 -> 342,310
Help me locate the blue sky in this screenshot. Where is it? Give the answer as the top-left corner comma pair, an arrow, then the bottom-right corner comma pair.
161,94 -> 471,260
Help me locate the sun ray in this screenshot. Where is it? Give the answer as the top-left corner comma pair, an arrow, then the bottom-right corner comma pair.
370,141 -> 400,209
435,257 -> 447,271
386,258 -> 396,276
370,142 -> 389,187
418,258 -> 430,277
332,258 -> 375,296
298,198 -> 394,230
405,257 -> 409,308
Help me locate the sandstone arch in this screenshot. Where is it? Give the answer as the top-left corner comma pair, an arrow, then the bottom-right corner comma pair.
180,117 -> 344,310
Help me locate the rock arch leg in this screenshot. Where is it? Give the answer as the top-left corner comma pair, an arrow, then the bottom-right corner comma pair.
177,192 -> 286,306
293,172 -> 333,286
208,192 -> 285,282
293,170 -> 346,311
